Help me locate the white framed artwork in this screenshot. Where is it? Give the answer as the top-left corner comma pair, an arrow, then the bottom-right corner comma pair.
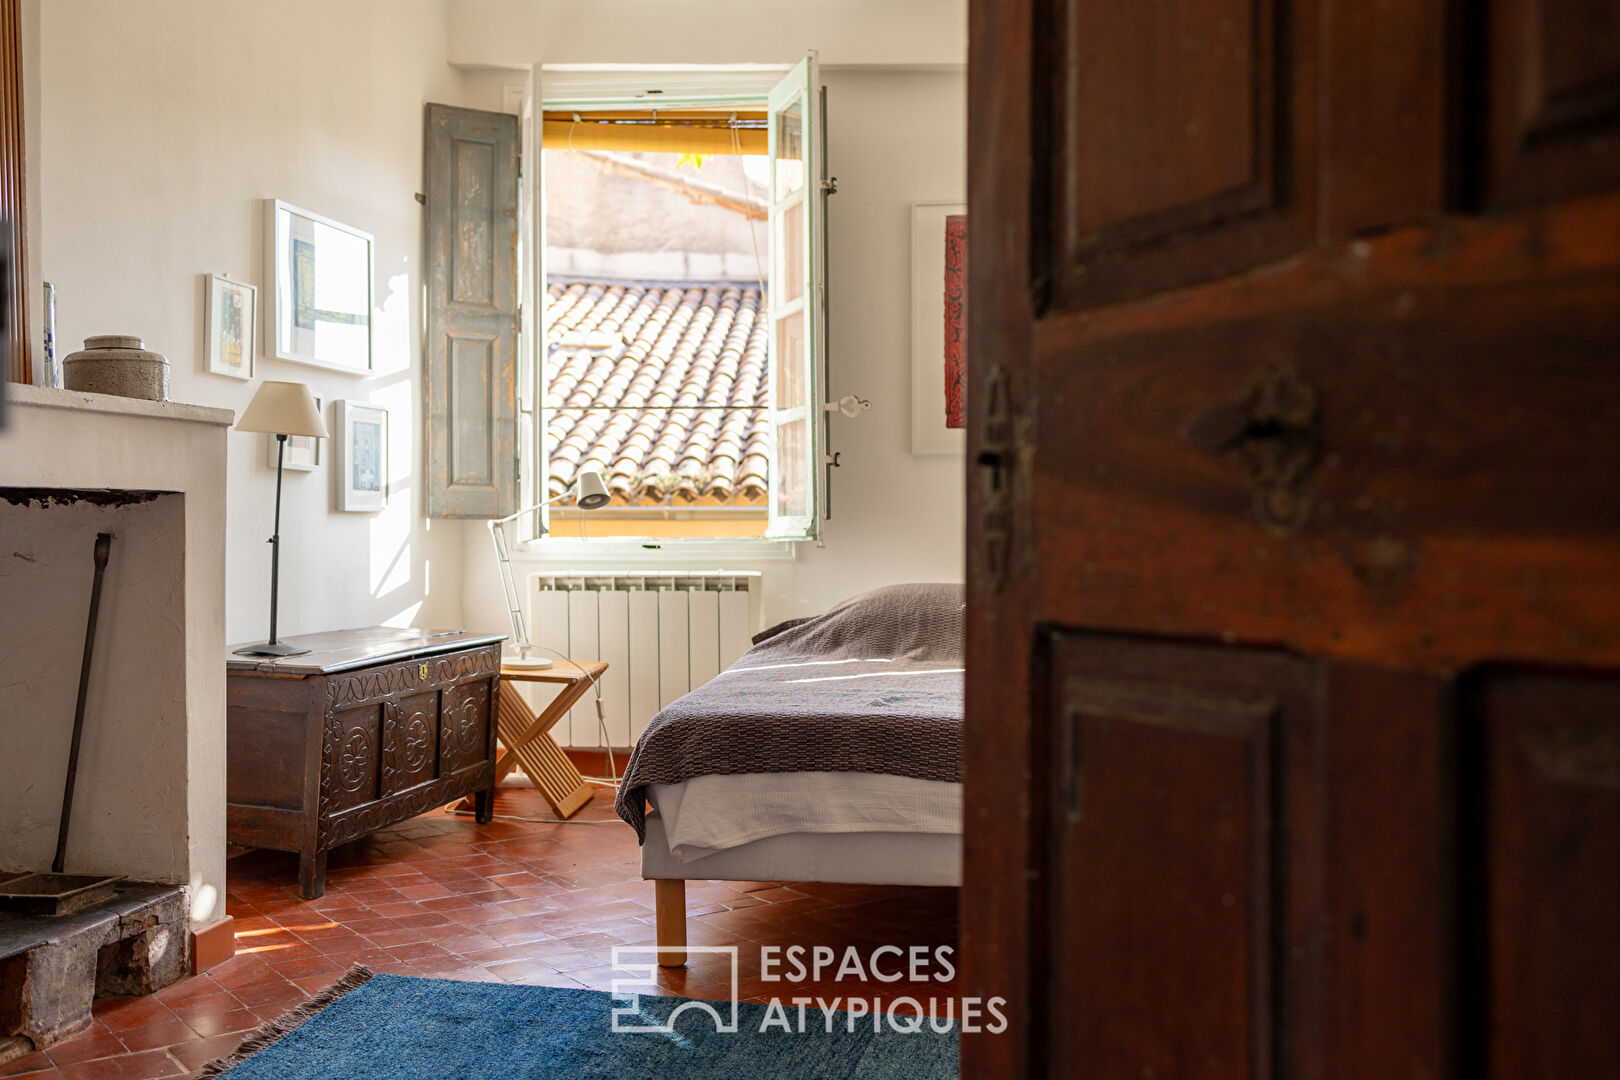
264,199 -> 374,375
335,400 -> 388,512
204,274 -> 255,380
910,201 -> 967,455
266,394 -> 322,471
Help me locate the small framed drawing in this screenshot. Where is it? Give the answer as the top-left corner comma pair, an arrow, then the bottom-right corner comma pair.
910,201 -> 967,454
204,274 -> 255,380
335,400 -> 388,512
264,199 -> 374,374
267,395 -> 322,471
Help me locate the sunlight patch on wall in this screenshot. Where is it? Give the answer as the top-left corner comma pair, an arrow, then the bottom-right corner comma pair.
373,272 -> 413,376
367,376 -> 416,601
383,601 -> 424,628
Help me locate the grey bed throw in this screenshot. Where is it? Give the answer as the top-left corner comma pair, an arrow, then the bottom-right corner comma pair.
614,582 -> 965,840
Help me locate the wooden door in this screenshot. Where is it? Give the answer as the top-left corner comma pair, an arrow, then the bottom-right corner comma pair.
963,0 -> 1620,1077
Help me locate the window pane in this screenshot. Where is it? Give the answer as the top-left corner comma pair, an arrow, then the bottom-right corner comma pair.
775,98 -> 805,199
774,309 -> 806,410
775,417 -> 809,518
776,198 -> 804,304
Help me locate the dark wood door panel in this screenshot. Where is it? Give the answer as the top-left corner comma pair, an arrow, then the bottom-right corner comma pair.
1031,193 -> 1620,669
1044,0 -> 1317,309
1318,665 -> 1456,1080
1045,635 -> 1321,1080
324,706 -> 382,814
439,680 -> 492,775
1478,0 -> 1620,207
1465,667 -> 1620,1077
382,692 -> 440,795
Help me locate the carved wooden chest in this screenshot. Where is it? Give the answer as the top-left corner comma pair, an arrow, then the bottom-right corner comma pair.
225,628 -> 503,897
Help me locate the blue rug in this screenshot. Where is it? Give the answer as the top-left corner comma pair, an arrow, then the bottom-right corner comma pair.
202,968 -> 958,1079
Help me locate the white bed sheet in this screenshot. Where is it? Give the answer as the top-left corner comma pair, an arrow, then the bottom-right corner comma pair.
647,771 -> 962,862
640,810 -> 962,886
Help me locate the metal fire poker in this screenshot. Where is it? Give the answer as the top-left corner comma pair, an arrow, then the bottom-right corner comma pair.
53,532 -> 112,875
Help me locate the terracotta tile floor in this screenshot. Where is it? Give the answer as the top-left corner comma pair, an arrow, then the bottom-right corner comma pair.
1,786 -> 958,1079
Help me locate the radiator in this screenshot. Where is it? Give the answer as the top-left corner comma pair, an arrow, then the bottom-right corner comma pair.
527,571 -> 759,747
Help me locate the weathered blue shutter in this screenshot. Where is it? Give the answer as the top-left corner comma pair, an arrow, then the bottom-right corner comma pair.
425,104 -> 520,518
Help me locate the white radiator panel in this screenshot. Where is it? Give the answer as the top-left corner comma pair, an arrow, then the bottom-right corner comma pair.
626,590 -> 661,743
657,589 -> 690,710
529,572 -> 758,747
719,590 -> 752,668
566,590 -> 600,745
688,590 -> 721,688
596,590 -> 632,747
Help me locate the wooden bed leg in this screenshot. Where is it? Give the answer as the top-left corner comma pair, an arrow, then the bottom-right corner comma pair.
655,879 -> 686,967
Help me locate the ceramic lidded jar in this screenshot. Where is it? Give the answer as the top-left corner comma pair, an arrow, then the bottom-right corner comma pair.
63,335 -> 170,401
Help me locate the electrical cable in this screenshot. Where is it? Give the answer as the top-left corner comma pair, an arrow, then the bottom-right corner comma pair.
447,807 -> 623,827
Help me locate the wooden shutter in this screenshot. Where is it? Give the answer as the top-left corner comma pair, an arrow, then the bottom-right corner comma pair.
424,104 -> 520,518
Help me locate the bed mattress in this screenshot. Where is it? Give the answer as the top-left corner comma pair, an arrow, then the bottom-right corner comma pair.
640,807 -> 962,887
647,770 -> 961,862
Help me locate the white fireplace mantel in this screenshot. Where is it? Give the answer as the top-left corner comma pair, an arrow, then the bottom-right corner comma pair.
0,384 -> 232,933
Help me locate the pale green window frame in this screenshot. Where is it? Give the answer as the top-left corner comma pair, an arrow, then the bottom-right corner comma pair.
522,59 -> 827,546
763,54 -> 826,542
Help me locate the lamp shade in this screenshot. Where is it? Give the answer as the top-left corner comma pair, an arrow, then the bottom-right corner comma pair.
575,469 -> 610,509
236,380 -> 328,438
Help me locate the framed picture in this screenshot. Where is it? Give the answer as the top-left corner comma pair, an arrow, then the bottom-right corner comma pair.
910,201 -> 967,454
267,395 -> 322,471
264,199 -> 374,374
204,274 -> 255,380
335,400 -> 388,512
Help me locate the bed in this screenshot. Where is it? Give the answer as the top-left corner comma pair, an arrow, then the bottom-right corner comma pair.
613,583 -> 965,966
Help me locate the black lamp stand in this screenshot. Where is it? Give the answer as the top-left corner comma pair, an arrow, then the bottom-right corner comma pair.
233,433 -> 310,658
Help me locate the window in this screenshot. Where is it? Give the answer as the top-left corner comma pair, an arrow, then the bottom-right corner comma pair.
527,59 -> 826,545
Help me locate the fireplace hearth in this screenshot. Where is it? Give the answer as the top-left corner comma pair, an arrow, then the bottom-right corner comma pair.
0,881 -> 187,1064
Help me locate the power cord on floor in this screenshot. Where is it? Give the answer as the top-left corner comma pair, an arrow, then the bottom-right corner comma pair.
446,807 -> 624,827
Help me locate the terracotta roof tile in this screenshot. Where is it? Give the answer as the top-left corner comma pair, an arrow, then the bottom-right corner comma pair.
545,281 -> 770,506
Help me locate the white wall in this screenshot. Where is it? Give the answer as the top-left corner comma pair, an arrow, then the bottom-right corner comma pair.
36,0 -> 471,644
28,3 -> 965,754
448,0 -> 966,68
461,67 -> 968,703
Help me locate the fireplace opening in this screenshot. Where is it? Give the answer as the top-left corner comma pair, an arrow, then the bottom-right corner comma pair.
0,488 -> 187,886
0,488 -> 194,1063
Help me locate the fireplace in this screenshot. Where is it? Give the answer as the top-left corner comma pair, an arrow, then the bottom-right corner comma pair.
0,489 -> 187,882
0,384 -> 232,1056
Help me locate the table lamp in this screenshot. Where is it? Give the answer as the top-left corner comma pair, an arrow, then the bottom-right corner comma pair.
234,380 -> 328,657
488,469 -> 611,667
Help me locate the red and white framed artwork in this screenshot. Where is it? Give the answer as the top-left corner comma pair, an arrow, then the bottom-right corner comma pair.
911,201 -> 967,454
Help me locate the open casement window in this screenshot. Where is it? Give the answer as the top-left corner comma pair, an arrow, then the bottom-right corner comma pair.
763,56 -> 826,541
526,58 -> 827,544
423,104 -> 521,519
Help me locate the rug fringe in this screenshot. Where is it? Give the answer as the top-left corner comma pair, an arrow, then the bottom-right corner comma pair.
193,964 -> 376,1078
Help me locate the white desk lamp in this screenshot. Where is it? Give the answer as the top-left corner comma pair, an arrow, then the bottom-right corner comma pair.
488,470 -> 610,667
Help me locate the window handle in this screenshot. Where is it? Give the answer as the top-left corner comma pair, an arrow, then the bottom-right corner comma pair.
824,394 -> 869,417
